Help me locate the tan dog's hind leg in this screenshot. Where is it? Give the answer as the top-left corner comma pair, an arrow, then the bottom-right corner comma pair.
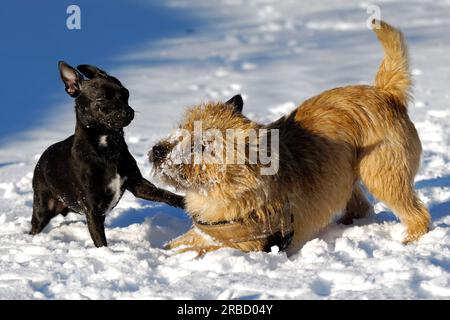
359,142 -> 430,243
165,228 -> 222,256
339,183 -> 373,225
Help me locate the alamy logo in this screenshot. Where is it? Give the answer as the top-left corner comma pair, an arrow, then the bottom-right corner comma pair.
166,122 -> 280,176
66,5 -> 81,30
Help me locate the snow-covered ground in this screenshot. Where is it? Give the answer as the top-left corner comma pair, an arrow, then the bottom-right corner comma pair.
1,0 -> 449,299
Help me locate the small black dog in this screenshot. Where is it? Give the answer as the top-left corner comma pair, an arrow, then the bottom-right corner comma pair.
30,61 -> 184,247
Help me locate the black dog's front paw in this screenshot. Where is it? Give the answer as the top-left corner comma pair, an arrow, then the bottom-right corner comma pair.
128,178 -> 185,209
171,194 -> 185,209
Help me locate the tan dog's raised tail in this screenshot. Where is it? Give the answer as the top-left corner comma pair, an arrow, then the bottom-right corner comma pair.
150,21 -> 430,256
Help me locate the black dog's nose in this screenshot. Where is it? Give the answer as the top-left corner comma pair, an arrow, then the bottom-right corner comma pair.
126,107 -> 134,121
149,145 -> 166,162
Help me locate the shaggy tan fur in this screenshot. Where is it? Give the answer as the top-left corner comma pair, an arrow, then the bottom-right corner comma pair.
150,21 -> 430,255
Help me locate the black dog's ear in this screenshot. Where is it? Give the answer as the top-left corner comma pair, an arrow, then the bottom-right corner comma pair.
77,64 -> 109,80
226,94 -> 244,113
59,61 -> 83,97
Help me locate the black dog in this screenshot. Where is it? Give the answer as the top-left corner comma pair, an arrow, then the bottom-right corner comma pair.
30,61 -> 184,247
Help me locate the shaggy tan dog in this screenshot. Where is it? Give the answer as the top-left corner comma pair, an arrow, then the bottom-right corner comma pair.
149,21 -> 430,256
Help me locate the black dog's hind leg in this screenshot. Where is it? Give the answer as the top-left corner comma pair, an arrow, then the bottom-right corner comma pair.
86,212 -> 107,247
30,191 -> 59,235
129,178 -> 184,209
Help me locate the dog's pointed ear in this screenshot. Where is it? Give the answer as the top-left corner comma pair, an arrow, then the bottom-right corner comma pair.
59,61 -> 83,97
76,64 -> 109,80
226,94 -> 244,113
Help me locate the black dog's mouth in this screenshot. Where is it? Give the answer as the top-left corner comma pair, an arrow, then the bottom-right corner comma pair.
105,109 -> 134,129
117,116 -> 133,128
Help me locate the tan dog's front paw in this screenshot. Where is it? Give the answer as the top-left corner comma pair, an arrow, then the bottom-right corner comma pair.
164,242 -> 221,258
164,227 -> 222,257
164,238 -> 184,250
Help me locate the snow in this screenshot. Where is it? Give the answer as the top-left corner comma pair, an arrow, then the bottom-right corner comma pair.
1,0 -> 450,299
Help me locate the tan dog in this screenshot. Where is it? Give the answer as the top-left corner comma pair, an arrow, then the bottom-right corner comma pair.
149,21 -> 430,256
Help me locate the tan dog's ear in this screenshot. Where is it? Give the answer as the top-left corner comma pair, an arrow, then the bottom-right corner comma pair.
226,94 -> 244,113
58,61 -> 83,97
